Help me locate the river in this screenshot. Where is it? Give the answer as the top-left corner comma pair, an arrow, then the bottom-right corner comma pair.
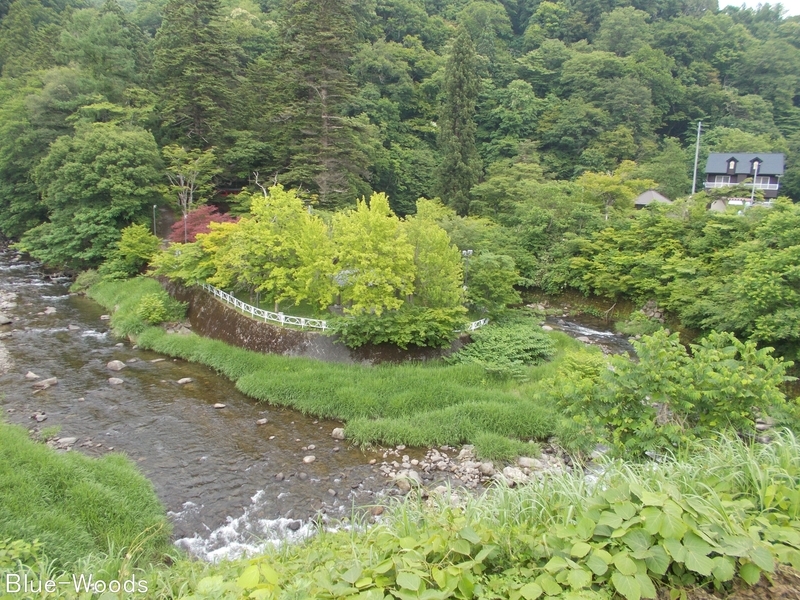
0,251 -> 388,561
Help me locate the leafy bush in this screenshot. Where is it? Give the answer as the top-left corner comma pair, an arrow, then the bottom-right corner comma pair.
327,306 -> 466,349
0,538 -> 42,569
555,329 -> 794,456
135,292 -> 186,325
447,319 -> 555,380
465,252 -> 522,316
69,269 -> 101,293
88,277 -> 186,337
615,311 -> 663,336
98,224 -> 160,280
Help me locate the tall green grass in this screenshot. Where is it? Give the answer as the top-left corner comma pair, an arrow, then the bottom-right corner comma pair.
0,422 -> 171,568
88,278 -> 581,456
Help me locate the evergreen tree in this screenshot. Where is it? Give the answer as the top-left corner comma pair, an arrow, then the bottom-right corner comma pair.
437,26 -> 482,216
282,0 -> 373,208
151,0 -> 238,146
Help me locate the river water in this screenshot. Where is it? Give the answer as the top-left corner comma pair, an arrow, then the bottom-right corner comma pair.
0,252 -> 388,561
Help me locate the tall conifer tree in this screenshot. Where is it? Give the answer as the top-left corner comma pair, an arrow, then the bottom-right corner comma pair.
282,0 -> 372,208
151,0 -> 238,146
437,26 -> 482,216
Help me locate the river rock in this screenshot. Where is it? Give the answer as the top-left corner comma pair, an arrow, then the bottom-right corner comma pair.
58,437 -> 77,447
0,313 -> 11,325
108,377 -> 124,385
331,427 -> 345,440
541,325 -> 553,331
24,371 -> 40,380
256,418 -> 268,425
43,307 -> 56,315
177,377 -> 193,384
68,324 -> 80,331
150,358 -> 165,363
106,360 -> 126,371
100,315 -> 110,321
33,377 -> 57,389
31,411 -> 47,422
303,455 -> 316,464
501,466 -> 528,486
576,335 -> 592,343
275,472 -> 285,481
213,403 -> 226,409
517,456 -> 543,469
287,520 -> 302,531
479,462 -> 495,476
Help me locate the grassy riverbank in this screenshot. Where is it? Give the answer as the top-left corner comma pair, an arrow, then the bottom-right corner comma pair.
7,433 -> 800,599
87,277 -> 584,459
0,421 -> 171,569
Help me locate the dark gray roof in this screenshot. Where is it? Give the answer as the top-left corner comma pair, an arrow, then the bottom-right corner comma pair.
634,190 -> 672,206
705,153 -> 784,176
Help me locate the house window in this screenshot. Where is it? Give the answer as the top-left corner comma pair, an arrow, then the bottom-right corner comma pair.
715,175 -> 731,184
728,160 -> 736,170
752,160 -> 761,173
755,176 -> 770,185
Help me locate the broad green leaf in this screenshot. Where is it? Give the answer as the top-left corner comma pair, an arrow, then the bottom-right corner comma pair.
451,539 -> 471,555
237,565 -> 260,589
535,573 -> 562,596
396,571 -> 421,591
614,553 -> 638,576
260,564 -> 280,586
342,565 -> 363,585
635,573 -> 657,599
711,556 -> 735,582
614,501 -> 637,520
623,529 -> 653,554
739,562 -> 762,586
663,538 -> 685,562
749,546 -> 775,572
599,511 -> 624,529
611,572 -> 641,600
639,507 -> 663,536
645,545 -> 670,576
567,568 -> 592,589
459,527 -> 481,544
545,556 -> 570,573
570,542 -> 592,558
458,574 -> 474,597
373,559 -> 393,574
519,582 -> 543,599
586,553 -> 610,576
575,517 -> 596,541
683,547 -> 714,576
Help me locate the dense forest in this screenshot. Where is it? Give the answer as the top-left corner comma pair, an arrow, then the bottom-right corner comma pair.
1,0 -> 800,356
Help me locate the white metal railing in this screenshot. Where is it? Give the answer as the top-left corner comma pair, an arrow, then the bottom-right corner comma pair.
704,181 -> 779,190
199,283 -> 490,334
201,284 -> 329,330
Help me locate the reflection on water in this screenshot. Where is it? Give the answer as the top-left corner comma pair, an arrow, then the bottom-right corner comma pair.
0,252 -> 388,560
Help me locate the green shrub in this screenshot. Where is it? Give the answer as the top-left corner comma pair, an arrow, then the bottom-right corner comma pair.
98,224 -> 160,280
0,538 -> 42,569
136,292 -> 186,325
69,269 -> 102,293
447,318 -> 555,380
554,329 -> 794,456
327,306 -> 466,349
614,311 -> 664,336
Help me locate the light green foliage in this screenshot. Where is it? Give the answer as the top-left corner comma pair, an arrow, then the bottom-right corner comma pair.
149,241 -> 215,286
98,223 -> 160,280
576,161 -> 657,220
466,252 -> 522,315
161,144 -> 220,229
555,329 -> 793,456
327,306 -> 466,349
135,291 -> 186,325
69,269 -> 101,293
333,192 -> 416,315
404,198 -> 464,309
447,318 -> 555,380
15,123 -> 162,270
0,421 -> 170,568
0,538 -> 42,569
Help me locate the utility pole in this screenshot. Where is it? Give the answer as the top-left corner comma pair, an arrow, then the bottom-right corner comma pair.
749,160 -> 760,207
691,121 -> 702,196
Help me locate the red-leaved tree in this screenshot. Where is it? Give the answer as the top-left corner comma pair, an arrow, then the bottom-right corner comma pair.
169,205 -> 238,243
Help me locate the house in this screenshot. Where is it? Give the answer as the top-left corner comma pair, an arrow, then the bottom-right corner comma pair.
634,190 -> 672,209
704,153 -> 784,201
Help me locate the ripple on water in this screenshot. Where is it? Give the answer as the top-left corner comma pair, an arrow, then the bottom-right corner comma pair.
172,491 -> 315,562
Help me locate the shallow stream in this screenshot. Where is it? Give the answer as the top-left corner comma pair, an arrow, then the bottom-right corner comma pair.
0,252 -> 388,561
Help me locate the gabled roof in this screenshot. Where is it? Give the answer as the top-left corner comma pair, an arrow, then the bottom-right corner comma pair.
705,153 -> 784,176
634,190 -> 672,206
